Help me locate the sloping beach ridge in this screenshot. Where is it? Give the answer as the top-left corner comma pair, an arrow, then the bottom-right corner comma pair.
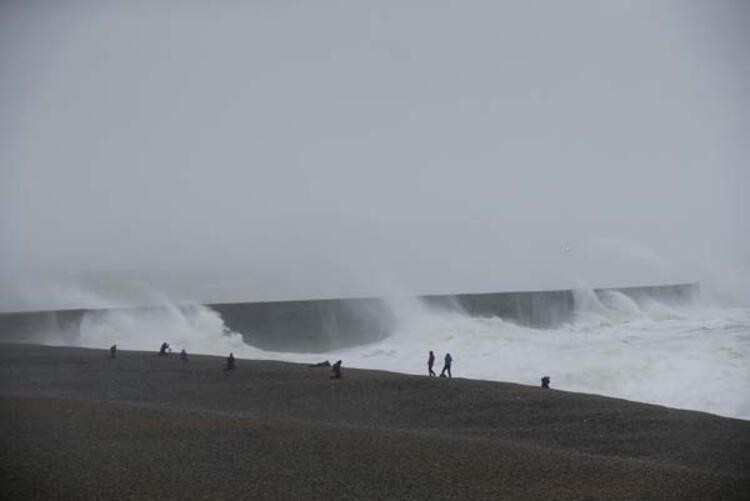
1,344 -> 748,500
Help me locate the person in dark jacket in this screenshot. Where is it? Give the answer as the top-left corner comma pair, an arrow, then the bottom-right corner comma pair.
427,351 -> 436,376
330,360 -> 342,379
224,352 -> 235,371
440,353 -> 452,378
110,344 -> 117,359
180,349 -> 188,362
159,342 -> 170,356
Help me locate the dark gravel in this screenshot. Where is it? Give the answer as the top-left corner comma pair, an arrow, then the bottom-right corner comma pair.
1,344 -> 748,500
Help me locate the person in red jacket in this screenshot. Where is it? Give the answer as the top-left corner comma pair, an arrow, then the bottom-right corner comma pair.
427,351 -> 436,376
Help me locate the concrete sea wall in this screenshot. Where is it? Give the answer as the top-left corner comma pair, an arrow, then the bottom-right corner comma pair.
0,283 -> 697,352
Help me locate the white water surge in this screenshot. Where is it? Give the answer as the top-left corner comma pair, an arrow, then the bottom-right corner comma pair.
61,289 -> 750,421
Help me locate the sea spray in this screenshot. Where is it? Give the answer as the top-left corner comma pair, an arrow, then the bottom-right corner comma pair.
77,304 -> 255,357
312,289 -> 750,420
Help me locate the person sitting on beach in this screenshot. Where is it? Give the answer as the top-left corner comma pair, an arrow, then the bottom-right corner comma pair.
541,376 -> 550,389
110,344 -> 117,359
159,342 -> 170,356
180,349 -> 188,362
428,350 -> 436,376
440,353 -> 452,378
224,353 -> 235,371
330,360 -> 342,379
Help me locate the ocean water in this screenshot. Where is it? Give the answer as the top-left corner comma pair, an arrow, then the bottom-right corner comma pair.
67,289 -> 750,420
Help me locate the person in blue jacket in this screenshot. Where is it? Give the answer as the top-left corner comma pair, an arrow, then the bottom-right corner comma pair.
440,353 -> 452,378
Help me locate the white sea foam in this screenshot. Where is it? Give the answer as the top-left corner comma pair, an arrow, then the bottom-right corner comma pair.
319,296 -> 750,420
64,288 -> 750,420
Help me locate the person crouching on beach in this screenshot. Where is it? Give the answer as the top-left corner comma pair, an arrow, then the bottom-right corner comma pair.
440,353 -> 452,378
428,350 -> 436,376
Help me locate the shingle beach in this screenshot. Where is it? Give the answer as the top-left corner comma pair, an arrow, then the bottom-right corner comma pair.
1,344 -> 748,500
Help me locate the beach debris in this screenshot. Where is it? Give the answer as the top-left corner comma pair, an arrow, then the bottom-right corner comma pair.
440,353 -> 453,378
428,350 -> 436,376
541,376 -> 551,389
109,345 -> 117,359
309,360 -> 331,368
330,360 -> 342,379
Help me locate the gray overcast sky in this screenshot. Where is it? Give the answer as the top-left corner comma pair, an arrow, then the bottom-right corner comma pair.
1,1 -> 748,311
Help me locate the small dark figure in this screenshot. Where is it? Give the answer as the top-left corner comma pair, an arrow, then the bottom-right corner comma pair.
110,344 -> 117,359
159,342 -> 170,356
309,360 -> 331,368
330,360 -> 342,379
427,350 -> 436,376
180,349 -> 188,362
224,352 -> 235,371
541,376 -> 550,389
440,353 -> 452,378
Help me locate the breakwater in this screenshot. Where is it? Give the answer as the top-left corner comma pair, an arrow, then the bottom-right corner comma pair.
0,283 -> 697,352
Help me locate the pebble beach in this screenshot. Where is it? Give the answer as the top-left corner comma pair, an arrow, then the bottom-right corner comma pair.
1,344 -> 748,500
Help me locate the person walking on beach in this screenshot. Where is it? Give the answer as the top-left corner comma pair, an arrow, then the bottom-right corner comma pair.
330,360 -> 342,379
180,349 -> 188,362
109,344 -> 117,359
427,350 -> 436,376
159,342 -> 170,356
440,353 -> 452,378
224,352 -> 235,371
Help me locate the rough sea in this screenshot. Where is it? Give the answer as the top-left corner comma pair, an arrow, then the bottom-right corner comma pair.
57,286 -> 750,421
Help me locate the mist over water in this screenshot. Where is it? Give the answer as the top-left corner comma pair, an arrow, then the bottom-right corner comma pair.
1,1 -> 749,311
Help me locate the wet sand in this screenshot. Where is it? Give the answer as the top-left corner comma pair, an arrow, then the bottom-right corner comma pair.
1,344 -> 748,500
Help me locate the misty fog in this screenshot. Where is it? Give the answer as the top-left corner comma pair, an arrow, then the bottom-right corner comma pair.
1,1 -> 748,312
